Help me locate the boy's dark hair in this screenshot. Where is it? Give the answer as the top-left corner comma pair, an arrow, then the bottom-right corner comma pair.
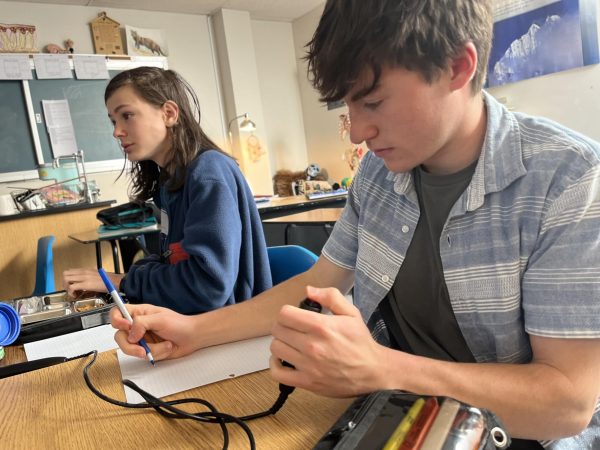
306,0 -> 493,102
105,67 -> 226,202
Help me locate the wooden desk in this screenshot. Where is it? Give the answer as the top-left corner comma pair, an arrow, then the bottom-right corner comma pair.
0,344 -> 27,365
257,195 -> 346,220
262,208 -> 343,225
263,208 -> 343,247
0,345 -> 351,449
0,201 -> 117,300
68,224 -> 159,274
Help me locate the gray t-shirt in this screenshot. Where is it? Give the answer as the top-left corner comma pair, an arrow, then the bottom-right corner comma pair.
381,161 -> 477,362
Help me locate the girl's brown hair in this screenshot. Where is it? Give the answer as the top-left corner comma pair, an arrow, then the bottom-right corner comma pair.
105,67 -> 227,202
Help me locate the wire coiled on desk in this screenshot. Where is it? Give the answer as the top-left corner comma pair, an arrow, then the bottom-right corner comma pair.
81,350 -> 292,450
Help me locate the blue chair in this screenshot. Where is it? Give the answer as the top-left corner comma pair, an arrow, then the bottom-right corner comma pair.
267,245 -> 318,285
32,235 -> 55,296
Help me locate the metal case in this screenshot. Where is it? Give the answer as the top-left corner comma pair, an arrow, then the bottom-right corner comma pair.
6,291 -> 115,344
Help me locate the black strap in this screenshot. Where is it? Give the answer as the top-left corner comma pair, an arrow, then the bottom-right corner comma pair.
0,356 -> 68,378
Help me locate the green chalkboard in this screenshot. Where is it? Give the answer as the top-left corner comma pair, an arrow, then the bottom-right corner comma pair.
29,70 -> 123,163
0,78 -> 37,173
0,57 -> 167,180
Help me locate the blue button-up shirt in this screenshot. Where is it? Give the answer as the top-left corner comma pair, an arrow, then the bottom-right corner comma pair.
323,91 -> 600,449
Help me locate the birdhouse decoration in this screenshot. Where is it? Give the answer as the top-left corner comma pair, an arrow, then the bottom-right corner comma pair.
89,12 -> 124,55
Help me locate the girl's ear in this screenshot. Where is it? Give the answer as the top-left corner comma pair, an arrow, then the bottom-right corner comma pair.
162,100 -> 179,127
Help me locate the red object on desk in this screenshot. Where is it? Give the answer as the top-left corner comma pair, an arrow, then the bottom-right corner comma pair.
399,397 -> 440,450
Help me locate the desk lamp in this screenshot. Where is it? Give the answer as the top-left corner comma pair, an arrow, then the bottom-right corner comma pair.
228,113 -> 256,145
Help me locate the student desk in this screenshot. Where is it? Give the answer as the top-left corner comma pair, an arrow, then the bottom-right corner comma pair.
263,208 -> 344,245
0,345 -> 352,449
68,224 -> 159,274
259,196 -> 346,254
257,194 -> 346,220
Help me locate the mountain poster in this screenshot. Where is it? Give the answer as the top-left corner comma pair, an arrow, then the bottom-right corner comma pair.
487,0 -> 599,87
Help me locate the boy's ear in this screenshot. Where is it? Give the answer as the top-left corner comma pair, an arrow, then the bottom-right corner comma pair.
449,42 -> 478,91
162,100 -> 179,127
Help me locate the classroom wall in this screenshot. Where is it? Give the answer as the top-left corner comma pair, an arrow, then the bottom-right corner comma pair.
0,0 -> 225,202
292,0 -> 600,185
7,0 -> 598,202
212,9 -> 274,194
0,2 -> 312,200
251,20 -> 309,175
0,1 -> 225,142
292,4 -> 354,185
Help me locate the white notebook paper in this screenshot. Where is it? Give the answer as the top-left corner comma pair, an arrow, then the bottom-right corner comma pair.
117,335 -> 272,403
24,324 -> 118,361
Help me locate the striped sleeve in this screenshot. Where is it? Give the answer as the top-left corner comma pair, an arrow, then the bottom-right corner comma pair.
321,154 -> 368,270
522,164 -> 600,338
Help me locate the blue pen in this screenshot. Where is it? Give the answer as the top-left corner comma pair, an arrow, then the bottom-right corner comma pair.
98,268 -> 155,366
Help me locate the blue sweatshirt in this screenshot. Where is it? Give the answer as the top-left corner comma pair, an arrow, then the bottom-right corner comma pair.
121,150 -> 272,314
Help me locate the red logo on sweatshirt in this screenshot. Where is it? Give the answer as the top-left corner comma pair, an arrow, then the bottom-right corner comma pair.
168,242 -> 189,264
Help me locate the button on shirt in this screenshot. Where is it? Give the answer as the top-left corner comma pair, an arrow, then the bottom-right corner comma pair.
322,91 -> 600,449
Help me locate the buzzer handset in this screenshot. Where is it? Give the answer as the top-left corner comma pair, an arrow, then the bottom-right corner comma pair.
282,297 -> 322,369
280,298 -> 323,393
298,298 -> 322,314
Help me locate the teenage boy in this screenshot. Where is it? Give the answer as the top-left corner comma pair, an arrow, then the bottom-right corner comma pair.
112,1 -> 600,448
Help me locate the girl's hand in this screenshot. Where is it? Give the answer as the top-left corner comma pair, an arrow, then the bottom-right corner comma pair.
63,268 -> 123,297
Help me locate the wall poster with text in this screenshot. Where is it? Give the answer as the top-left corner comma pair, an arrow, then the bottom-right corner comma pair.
487,0 -> 599,87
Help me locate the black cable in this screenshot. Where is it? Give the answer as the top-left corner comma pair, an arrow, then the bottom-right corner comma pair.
81,350 -> 293,450
82,350 -> 234,449
239,383 -> 293,421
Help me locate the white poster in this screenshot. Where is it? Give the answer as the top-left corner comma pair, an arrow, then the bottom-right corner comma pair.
42,99 -> 78,157
0,54 -> 32,80
33,54 -> 72,79
73,55 -> 109,80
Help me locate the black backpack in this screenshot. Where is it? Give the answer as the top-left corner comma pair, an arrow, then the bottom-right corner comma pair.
96,202 -> 158,230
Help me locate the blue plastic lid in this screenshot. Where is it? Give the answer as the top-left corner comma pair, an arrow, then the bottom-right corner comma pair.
0,303 -> 20,346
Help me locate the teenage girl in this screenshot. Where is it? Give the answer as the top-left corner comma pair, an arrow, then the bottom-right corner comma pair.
63,67 -> 272,314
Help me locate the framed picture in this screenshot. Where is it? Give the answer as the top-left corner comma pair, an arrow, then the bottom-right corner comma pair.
125,25 -> 168,57
487,0 -> 599,87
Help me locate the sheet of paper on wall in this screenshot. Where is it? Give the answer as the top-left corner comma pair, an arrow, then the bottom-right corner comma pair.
33,54 -> 72,79
0,54 -> 32,80
74,55 -> 109,79
117,335 -> 272,403
42,99 -> 79,157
